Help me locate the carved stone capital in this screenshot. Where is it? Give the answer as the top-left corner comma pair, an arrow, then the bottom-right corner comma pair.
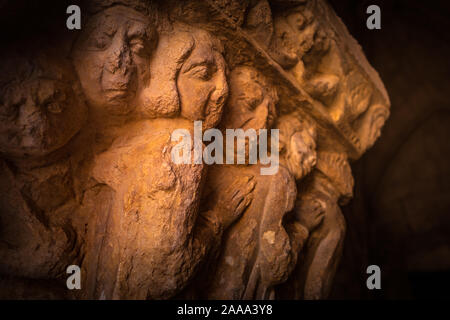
0,0 -> 389,300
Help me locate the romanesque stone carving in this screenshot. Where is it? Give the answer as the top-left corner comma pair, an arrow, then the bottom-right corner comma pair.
0,47 -> 87,285
72,4 -> 158,117
0,0 -> 390,300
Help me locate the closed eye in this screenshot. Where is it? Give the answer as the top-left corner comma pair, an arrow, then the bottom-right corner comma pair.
245,97 -> 261,110
129,38 -> 147,57
186,64 -> 214,81
0,94 -> 23,120
87,33 -> 113,51
0,103 -> 19,120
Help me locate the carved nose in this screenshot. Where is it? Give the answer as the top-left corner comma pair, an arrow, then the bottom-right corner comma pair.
20,98 -> 41,121
255,98 -> 271,128
106,35 -> 131,75
18,98 -> 45,147
267,101 -> 276,126
210,74 -> 229,107
309,154 -> 317,167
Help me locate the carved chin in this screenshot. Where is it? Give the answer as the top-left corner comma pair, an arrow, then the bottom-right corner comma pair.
204,101 -> 226,129
103,90 -> 131,104
287,159 -> 304,180
288,155 -> 316,180
93,90 -> 136,115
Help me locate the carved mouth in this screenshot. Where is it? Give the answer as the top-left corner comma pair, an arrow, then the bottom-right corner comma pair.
267,114 -> 275,127
104,89 -> 131,100
239,116 -> 270,131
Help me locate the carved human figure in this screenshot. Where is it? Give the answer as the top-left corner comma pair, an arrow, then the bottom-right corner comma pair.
203,66 -> 320,299
278,151 -> 352,299
242,0 -> 323,70
72,4 -> 157,117
271,2 -> 339,104
221,66 -> 277,132
259,5 -> 374,295
83,24 -> 230,300
0,55 -> 87,160
0,49 -> 87,284
270,1 -> 390,154
253,113 -> 321,299
278,113 -> 317,180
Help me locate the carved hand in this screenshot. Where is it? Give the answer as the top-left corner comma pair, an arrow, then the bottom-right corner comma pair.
295,195 -> 326,232
216,174 -> 256,229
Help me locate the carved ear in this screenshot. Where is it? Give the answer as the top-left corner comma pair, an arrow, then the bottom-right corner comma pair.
136,30 -> 194,119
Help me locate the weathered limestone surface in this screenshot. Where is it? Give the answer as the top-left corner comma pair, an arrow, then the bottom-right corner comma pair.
0,0 -> 389,299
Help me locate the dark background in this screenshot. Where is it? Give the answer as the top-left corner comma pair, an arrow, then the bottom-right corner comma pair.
328,0 -> 450,299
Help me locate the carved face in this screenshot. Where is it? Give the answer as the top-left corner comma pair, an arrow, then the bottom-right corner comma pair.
279,115 -> 317,180
285,7 -> 317,56
177,31 -> 228,130
0,70 -> 87,159
356,103 -> 390,149
344,72 -> 373,122
135,27 -> 227,128
73,6 -> 156,115
222,66 -> 277,131
286,128 -> 317,179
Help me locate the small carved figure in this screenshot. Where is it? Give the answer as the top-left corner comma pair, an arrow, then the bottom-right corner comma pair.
0,49 -> 87,286
204,67 -> 319,299
279,151 -> 352,299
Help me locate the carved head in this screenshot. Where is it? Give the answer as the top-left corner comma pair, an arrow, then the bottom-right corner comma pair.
342,71 -> 373,122
72,5 -> 157,116
137,24 -> 228,130
338,70 -> 389,151
278,114 -> 317,180
355,103 -> 390,150
283,5 -> 317,57
221,66 -> 278,131
0,54 -> 87,159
